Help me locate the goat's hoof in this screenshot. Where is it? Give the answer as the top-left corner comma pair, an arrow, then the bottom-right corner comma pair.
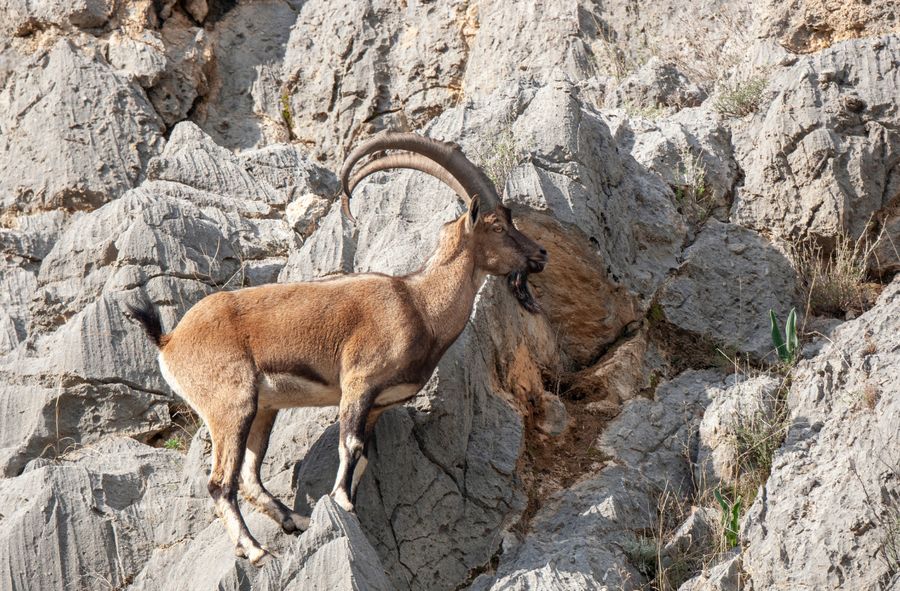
248,545 -> 273,567
282,512 -> 310,535
234,545 -> 247,559
330,489 -> 355,513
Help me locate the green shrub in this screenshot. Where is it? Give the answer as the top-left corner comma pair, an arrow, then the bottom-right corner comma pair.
714,489 -> 741,549
714,76 -> 767,117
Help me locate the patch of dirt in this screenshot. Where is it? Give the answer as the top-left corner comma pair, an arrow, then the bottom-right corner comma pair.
514,386 -> 617,536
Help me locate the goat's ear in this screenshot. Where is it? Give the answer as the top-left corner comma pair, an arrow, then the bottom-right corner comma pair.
468,195 -> 480,227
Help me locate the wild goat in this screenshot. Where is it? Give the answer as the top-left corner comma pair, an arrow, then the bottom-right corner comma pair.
128,132 -> 547,565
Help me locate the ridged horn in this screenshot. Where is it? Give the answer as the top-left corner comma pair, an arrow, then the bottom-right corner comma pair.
339,131 -> 499,222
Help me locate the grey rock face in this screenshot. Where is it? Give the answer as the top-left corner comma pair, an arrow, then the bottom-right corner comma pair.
494,79 -> 685,302
678,549 -> 741,591
658,219 -> 798,359
461,0 -> 599,99
470,370 -> 724,591
281,0 -> 471,162
732,34 -> 900,261
695,375 -> 782,489
754,0 -> 899,53
0,438 -> 182,591
106,30 -> 167,87
741,277 -> 900,590
266,496 -> 393,591
148,12 -> 213,127
609,104 -> 740,218
0,38 -> 165,213
0,123 -> 331,477
605,57 -> 707,111
197,0 -> 300,149
0,0 -> 112,37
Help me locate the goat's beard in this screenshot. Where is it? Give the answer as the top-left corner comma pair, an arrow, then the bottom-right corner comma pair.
507,271 -> 541,314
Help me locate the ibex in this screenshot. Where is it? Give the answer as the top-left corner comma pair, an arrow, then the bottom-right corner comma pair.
128,132 -> 547,565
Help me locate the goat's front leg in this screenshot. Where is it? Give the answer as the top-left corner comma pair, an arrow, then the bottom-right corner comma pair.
349,407 -> 386,507
331,379 -> 375,512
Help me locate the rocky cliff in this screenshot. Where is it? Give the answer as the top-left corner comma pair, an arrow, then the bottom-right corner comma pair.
0,1 -> 898,590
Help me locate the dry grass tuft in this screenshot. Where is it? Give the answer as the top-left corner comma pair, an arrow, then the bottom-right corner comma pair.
472,119 -> 524,192
725,381 -> 791,502
790,228 -> 883,317
672,148 -> 714,225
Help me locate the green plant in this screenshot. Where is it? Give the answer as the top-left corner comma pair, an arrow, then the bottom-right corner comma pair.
280,92 -> 294,131
623,534 -> 659,579
713,75 -> 767,117
769,308 -> 799,364
163,437 -> 183,451
714,489 -> 741,549
622,101 -> 667,121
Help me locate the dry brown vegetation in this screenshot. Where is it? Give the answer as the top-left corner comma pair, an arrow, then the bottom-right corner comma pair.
790,228 -> 884,317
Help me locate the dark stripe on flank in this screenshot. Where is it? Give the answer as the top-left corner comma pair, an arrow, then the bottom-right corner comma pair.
259,360 -> 329,386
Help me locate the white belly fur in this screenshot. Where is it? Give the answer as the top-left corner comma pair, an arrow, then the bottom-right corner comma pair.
257,374 -> 421,409
375,384 -> 420,406
257,373 -> 341,409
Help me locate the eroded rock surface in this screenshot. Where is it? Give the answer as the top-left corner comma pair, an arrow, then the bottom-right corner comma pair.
742,278 -> 900,590
0,3 -> 898,591
0,39 -> 164,213
732,35 -> 900,260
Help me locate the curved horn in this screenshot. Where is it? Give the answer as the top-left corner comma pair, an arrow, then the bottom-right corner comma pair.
347,152 -> 470,207
339,131 -> 500,221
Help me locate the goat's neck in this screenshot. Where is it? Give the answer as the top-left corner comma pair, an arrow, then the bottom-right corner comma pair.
409,219 -> 484,346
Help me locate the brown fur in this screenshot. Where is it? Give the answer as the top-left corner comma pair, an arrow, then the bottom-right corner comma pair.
146,200 -> 546,565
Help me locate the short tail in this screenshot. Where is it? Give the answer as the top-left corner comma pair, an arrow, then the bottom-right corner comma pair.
125,301 -> 168,348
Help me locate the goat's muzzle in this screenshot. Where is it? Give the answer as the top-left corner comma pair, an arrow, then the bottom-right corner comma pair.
526,247 -> 548,273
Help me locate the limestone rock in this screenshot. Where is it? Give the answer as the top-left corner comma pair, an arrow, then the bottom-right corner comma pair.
664,506 -> 720,562
197,0 -> 300,149
266,496 -> 392,591
281,0 -> 470,162
678,550 -> 741,591
106,30 -> 167,88
147,121 -> 282,211
0,125 -> 325,477
605,57 -> 707,111
0,438 -> 182,591
754,0 -> 899,54
239,144 -> 338,207
0,0 -> 112,37
695,374 -> 782,489
570,327 -> 648,403
461,0 -> 599,99
741,277 -> 900,590
148,12 -> 214,127
0,39 -> 164,213
471,370 -> 724,591
286,193 -> 331,238
609,104 -> 740,220
732,34 -> 900,265
658,220 -> 799,359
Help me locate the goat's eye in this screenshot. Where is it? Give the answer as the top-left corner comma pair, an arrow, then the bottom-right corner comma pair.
493,224 -> 505,233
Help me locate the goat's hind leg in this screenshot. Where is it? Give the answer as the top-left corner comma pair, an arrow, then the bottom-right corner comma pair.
240,407 -> 309,534
207,393 -> 270,565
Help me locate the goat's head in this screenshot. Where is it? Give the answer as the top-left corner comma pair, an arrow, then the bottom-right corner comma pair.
340,131 -> 547,313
